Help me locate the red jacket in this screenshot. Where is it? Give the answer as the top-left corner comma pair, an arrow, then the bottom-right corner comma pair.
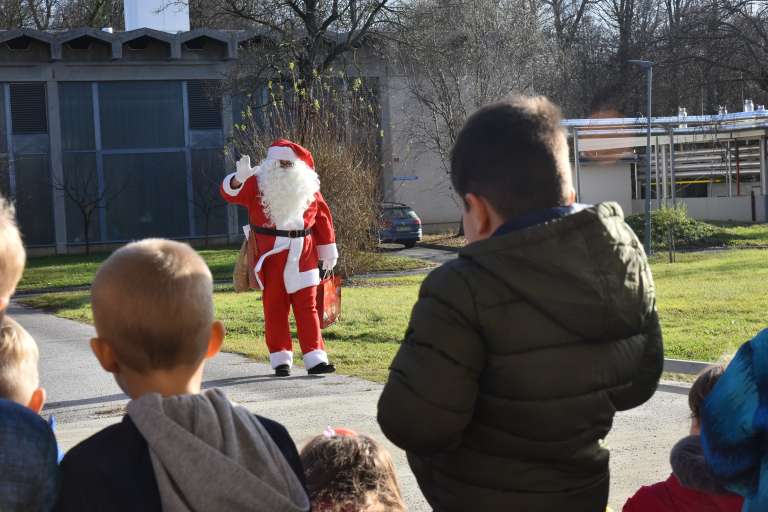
623,474 -> 743,512
220,172 -> 336,293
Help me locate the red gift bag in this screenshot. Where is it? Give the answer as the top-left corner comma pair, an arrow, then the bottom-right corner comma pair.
317,275 -> 342,328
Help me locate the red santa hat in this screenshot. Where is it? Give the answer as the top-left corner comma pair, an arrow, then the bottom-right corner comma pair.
265,139 -> 315,170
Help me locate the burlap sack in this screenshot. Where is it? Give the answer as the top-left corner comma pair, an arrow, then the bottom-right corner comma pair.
233,237 -> 250,293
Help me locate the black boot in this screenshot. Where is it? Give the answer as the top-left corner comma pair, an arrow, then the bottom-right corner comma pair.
307,362 -> 336,375
274,364 -> 291,377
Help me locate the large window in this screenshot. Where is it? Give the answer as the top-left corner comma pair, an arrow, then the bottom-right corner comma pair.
99,81 -> 184,149
191,149 -> 227,237
103,152 -> 189,240
60,83 -> 94,151
50,79 -> 228,246
9,83 -> 54,245
15,155 -> 54,245
60,82 -> 100,245
63,153 -> 100,244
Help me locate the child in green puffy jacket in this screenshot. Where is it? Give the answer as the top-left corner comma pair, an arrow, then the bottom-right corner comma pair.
377,95 -> 664,512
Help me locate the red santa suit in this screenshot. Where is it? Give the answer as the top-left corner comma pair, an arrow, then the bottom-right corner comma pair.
220,140 -> 338,370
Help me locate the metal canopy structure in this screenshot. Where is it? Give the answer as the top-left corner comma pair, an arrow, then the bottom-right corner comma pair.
563,110 -> 768,202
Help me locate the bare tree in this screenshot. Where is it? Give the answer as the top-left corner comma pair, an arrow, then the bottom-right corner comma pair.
680,1 -> 768,94
541,0 -> 594,50
57,0 -> 123,28
0,2 -> 29,27
395,0 -> 543,165
389,0 -> 544,223
190,160 -> 227,248
0,0 -> 122,29
175,0 -> 399,83
55,166 -> 125,255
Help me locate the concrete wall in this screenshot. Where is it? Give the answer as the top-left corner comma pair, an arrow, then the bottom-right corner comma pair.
578,160 -> 633,215
632,196 -> 768,222
383,75 -> 462,230
756,194 -> 768,222
677,197 -> 752,222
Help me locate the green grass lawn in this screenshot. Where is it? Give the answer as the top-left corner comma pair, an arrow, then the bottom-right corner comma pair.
18,248 -> 429,292
710,223 -> 768,248
422,223 -> 768,251
650,249 -> 768,361
18,248 -> 768,382
21,275 -> 424,383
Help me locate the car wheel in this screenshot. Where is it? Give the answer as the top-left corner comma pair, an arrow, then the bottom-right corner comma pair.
403,241 -> 417,248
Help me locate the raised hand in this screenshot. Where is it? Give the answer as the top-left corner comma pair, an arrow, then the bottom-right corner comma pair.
235,155 -> 256,183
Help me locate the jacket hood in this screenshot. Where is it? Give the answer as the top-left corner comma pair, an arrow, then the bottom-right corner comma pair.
672,435 -> 733,495
127,388 -> 309,512
459,202 -> 655,340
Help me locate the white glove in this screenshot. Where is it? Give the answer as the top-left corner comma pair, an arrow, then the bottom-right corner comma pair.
235,155 -> 257,183
321,258 -> 337,272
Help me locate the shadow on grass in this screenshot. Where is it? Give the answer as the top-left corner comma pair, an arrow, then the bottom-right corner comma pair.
21,293 -> 91,314
323,330 -> 401,344
654,255 -> 765,279
26,253 -> 109,268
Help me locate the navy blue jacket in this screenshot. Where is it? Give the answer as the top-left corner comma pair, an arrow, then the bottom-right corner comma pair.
55,414 -> 306,511
0,399 -> 59,511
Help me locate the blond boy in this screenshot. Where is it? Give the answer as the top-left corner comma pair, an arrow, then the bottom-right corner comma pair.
0,196 -> 25,316
56,239 -> 309,512
0,317 -> 45,412
0,317 -> 58,511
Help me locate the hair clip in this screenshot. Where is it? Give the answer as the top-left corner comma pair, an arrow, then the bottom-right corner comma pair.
322,426 -> 358,438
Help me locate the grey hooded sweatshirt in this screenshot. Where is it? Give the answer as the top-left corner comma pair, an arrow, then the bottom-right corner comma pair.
126,388 -> 310,512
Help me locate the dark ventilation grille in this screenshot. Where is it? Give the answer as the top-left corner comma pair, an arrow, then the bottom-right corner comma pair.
126,36 -> 151,50
10,83 -> 47,134
66,36 -> 92,50
6,36 -> 32,50
188,80 -> 222,129
184,38 -> 206,51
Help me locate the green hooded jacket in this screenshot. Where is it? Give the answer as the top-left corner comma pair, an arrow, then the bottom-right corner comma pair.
377,202 -> 663,512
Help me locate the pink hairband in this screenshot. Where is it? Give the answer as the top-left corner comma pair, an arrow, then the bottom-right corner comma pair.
323,426 -> 358,438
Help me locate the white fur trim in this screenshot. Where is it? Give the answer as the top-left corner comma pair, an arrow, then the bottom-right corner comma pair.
284,236 -> 320,294
266,146 -> 297,162
253,236 -> 290,291
222,172 -> 243,196
269,351 -> 293,369
303,349 -> 329,369
252,235 -> 318,293
316,243 -> 338,261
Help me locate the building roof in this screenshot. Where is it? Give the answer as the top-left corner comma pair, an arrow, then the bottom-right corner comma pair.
0,27 -> 249,62
564,111 -> 768,151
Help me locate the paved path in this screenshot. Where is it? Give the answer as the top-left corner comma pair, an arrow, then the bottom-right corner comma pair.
13,300 -> 690,510
397,246 -> 458,265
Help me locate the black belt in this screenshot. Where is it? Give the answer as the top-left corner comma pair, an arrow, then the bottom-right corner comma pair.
250,225 -> 312,238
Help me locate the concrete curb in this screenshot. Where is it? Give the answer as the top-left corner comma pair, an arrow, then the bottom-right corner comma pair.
663,358 -> 712,375
417,242 -> 461,253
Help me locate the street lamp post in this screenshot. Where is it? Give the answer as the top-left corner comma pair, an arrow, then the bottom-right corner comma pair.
629,59 -> 654,255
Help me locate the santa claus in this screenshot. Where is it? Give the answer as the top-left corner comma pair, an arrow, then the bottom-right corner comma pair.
220,139 -> 338,377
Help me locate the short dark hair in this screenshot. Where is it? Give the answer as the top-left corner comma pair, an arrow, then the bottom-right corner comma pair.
689,364 -> 725,420
450,95 -> 572,220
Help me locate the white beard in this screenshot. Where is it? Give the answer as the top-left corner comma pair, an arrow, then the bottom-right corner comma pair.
257,159 -> 320,230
